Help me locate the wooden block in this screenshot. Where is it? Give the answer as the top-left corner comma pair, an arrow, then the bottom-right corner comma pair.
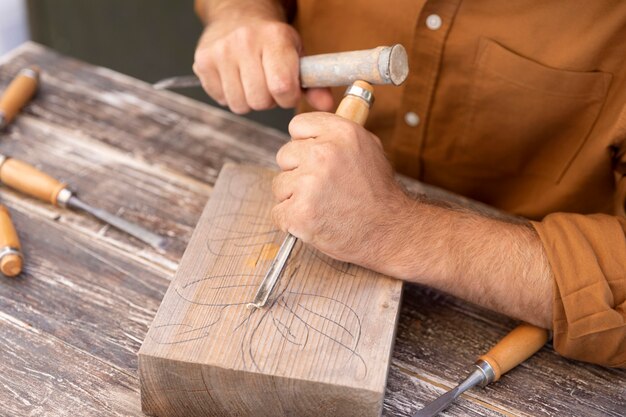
139,164 -> 403,417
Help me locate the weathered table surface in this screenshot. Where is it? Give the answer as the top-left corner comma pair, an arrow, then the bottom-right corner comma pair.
0,42 -> 624,417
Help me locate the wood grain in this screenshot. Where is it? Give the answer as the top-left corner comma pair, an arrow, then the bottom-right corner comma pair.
140,164 -> 403,417
0,42 -> 623,417
0,206 -> 169,372
1,114 -> 209,266
0,314 -> 141,417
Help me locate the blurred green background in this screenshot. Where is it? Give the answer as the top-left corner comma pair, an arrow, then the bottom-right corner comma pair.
27,0 -> 292,131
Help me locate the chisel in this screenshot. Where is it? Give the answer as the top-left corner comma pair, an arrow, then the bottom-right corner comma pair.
413,323 -> 550,417
0,154 -> 166,249
154,44 -> 409,90
0,203 -> 23,277
0,67 -> 40,130
247,80 -> 375,309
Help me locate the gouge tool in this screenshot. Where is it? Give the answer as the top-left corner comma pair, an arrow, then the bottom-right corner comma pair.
413,323 -> 550,417
247,80 -> 377,309
0,203 -> 23,277
154,44 -> 409,90
0,67 -> 40,130
0,155 -> 166,249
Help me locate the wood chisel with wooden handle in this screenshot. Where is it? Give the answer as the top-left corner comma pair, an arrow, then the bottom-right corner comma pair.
0,203 -> 23,277
413,323 -> 550,416
154,44 -> 409,90
247,80 -> 375,309
0,67 -> 39,130
0,155 -> 166,249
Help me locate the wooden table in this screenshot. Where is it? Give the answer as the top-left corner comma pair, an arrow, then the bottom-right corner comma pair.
0,43 -> 624,417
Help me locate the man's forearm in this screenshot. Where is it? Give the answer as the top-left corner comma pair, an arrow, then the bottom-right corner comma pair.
196,0 -> 289,25
384,198 -> 553,328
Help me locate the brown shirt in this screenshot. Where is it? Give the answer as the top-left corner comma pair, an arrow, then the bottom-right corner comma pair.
196,0 -> 626,367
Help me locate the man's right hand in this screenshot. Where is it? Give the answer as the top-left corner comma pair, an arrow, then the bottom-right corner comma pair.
193,17 -> 334,114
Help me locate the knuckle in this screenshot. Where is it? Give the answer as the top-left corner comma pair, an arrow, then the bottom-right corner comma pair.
226,95 -> 250,114
207,88 -> 226,105
266,22 -> 292,39
230,104 -> 250,115
268,74 -> 297,98
275,143 -> 290,167
193,50 -> 213,72
288,115 -> 304,134
309,143 -> 329,165
232,27 -> 254,46
211,39 -> 229,57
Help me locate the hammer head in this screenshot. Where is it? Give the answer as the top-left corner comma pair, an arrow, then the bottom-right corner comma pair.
299,44 -> 409,88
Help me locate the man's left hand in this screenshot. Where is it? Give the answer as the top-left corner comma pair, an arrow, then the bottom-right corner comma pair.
272,112 -> 414,271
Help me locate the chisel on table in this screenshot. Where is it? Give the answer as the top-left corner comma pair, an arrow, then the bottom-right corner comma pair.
413,323 -> 550,417
247,80 -> 375,309
0,154 -> 166,249
0,67 -> 39,130
0,203 -> 23,277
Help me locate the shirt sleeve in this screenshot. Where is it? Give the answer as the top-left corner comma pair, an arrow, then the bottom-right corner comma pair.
531,209 -> 626,368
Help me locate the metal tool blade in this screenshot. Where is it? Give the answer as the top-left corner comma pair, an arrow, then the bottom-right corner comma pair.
67,196 -> 166,249
153,75 -> 201,90
413,369 -> 485,417
247,233 -> 297,309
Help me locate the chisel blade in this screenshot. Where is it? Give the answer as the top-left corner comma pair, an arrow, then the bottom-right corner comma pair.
153,75 -> 202,90
412,369 -> 485,417
247,233 -> 297,309
67,196 -> 166,249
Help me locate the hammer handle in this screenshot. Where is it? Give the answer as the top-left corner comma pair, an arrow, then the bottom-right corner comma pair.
0,67 -> 39,128
0,157 -> 67,206
479,323 -> 549,381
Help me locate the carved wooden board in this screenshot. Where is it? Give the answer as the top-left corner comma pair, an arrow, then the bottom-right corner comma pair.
139,163 -> 403,417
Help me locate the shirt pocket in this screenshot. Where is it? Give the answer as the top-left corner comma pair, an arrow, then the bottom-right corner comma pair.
455,38 -> 612,182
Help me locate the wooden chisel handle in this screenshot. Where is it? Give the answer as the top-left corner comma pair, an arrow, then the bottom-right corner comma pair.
0,67 -> 39,129
479,323 -> 549,382
0,156 -> 68,206
0,204 -> 22,277
335,80 -> 374,125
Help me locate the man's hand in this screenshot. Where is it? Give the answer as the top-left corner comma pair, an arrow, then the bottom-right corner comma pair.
272,112 -> 553,329
272,112 -> 413,271
193,1 -> 333,114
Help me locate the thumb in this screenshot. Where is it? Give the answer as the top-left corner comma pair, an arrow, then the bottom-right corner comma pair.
304,88 -> 334,112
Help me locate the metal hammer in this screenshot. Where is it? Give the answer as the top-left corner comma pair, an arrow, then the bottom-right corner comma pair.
153,44 -> 409,90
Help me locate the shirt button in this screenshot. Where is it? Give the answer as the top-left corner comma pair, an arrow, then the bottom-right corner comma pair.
404,111 -> 420,127
426,14 -> 442,30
